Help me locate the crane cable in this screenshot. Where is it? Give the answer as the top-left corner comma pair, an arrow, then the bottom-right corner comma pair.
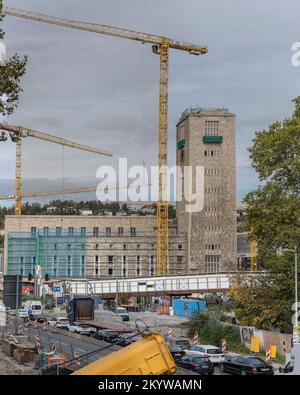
41,322 -> 150,375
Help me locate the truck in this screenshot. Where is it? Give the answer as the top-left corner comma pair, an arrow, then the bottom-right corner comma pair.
71,331 -> 177,375
279,342 -> 300,375
67,296 -> 94,322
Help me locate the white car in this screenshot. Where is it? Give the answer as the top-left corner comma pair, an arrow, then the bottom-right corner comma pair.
68,322 -> 94,335
48,317 -> 70,329
185,344 -> 225,364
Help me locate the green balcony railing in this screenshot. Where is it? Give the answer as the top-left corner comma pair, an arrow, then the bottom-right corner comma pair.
203,135 -> 223,144
177,139 -> 186,149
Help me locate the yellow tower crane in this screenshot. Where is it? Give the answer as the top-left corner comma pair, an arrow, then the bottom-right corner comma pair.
3,5 -> 208,275
0,122 -> 112,215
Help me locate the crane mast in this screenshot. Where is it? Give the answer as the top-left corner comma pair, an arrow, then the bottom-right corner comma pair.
0,122 -> 112,215
3,5 -> 208,275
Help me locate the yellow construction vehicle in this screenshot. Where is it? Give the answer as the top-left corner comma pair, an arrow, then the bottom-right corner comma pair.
72,331 -> 176,375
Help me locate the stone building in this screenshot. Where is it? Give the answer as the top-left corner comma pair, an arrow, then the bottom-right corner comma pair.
4,215 -> 186,279
3,107 -> 238,279
176,107 -> 237,273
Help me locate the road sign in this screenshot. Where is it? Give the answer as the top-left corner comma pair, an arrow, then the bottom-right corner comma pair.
250,336 -> 260,353
53,286 -> 61,293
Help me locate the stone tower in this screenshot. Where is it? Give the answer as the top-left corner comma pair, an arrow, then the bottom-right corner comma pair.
176,107 -> 237,273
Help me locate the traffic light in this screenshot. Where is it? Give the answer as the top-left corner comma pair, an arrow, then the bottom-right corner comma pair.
45,274 -> 50,282
28,273 -> 33,281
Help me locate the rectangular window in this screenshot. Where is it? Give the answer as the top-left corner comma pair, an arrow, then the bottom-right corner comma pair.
130,227 -> 136,237
56,227 -> 62,237
205,256 -> 220,273
177,256 -> 183,265
136,255 -> 141,276
95,255 -> 99,276
205,120 -> 219,135
53,255 -> 57,277
81,255 -> 85,277
118,227 -> 124,237
19,257 -> 24,276
80,227 -> 86,237
122,256 -> 127,277
150,255 -> 155,276
67,255 -> 72,276
108,256 -> 113,264
68,227 -> 74,237
106,227 -> 111,237
93,227 -> 99,237
31,227 -> 37,238
43,227 -> 49,236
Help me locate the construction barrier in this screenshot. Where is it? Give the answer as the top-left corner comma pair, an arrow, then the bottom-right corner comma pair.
42,320 -> 47,331
36,335 -> 41,350
193,330 -> 199,344
51,341 -> 57,353
168,328 -> 173,338
265,345 -> 271,361
74,352 -> 81,366
18,321 -> 24,335
34,320 -> 38,328
221,338 -> 227,352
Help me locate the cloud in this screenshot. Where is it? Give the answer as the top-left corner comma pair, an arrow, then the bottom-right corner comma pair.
1,0 -> 299,202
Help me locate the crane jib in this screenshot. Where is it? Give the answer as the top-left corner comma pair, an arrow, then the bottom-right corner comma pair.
3,6 -> 208,54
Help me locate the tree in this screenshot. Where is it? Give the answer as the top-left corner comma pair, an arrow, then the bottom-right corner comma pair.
233,97 -> 300,332
0,2 -> 27,116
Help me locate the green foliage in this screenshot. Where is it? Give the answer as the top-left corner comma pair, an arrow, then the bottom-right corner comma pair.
234,97 -> 300,332
0,1 -> 27,116
186,313 -> 247,353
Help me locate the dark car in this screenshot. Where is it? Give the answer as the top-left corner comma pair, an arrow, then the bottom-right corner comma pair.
220,356 -> 274,375
118,332 -> 141,347
177,355 -> 214,375
168,345 -> 186,362
92,329 -> 120,343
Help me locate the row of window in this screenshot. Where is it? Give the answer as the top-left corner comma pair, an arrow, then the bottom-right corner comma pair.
203,207 -> 222,213
205,187 -> 223,194
205,120 -> 219,135
204,150 -> 221,157
31,226 -> 138,238
205,225 -> 221,231
205,244 -> 221,251
205,168 -> 224,176
205,255 -> 220,273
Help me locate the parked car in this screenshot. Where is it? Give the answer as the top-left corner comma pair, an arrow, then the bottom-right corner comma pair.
168,345 -> 186,361
112,307 -> 130,321
68,322 -> 94,335
167,337 -> 191,352
220,356 -> 274,375
185,344 -> 225,364
92,329 -> 120,343
177,355 -> 214,375
48,317 -> 70,329
118,332 -> 141,347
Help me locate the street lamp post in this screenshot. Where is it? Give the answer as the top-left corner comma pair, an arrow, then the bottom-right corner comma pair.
279,246 -> 299,342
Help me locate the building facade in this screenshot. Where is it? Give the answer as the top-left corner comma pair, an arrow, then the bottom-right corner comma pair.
4,216 -> 187,279
176,107 -> 237,273
3,107 -> 238,278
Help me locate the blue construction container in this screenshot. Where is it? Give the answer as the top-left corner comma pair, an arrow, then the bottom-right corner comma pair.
172,298 -> 206,317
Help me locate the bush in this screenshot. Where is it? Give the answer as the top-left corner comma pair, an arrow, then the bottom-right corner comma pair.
186,312 -> 246,352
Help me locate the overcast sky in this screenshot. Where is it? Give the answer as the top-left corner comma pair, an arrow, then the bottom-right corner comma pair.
1,0 -> 300,202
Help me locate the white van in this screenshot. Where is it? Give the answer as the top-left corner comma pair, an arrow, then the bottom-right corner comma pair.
23,300 -> 42,316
